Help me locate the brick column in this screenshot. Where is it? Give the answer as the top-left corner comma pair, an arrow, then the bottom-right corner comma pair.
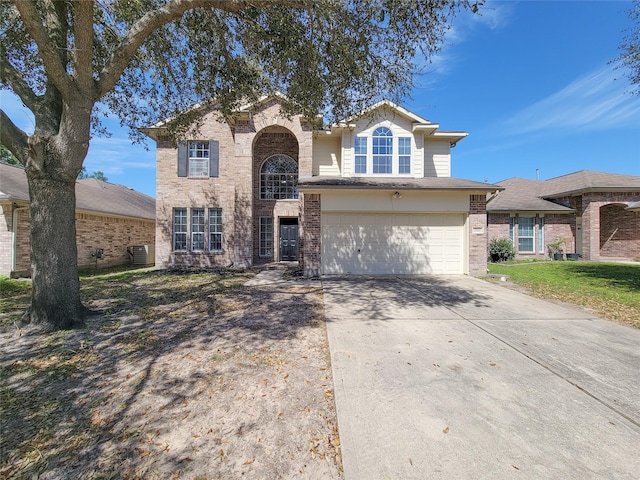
301,193 -> 321,277
469,195 -> 488,276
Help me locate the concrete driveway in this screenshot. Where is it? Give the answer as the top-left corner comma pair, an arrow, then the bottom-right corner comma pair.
322,275 -> 640,479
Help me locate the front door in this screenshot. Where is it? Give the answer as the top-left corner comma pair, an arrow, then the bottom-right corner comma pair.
280,219 -> 299,261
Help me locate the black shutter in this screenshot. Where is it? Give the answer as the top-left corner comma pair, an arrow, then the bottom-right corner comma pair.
177,143 -> 188,177
209,140 -> 219,177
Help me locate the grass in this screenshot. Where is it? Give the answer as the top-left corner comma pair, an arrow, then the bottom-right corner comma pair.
487,261 -> 640,328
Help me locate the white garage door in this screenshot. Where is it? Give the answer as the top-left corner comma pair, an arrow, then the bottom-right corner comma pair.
322,213 -> 464,275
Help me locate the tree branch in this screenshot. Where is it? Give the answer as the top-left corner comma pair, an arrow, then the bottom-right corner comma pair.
0,47 -> 40,113
97,0 -> 312,98
12,0 -> 75,100
0,109 -> 29,165
72,0 -> 95,95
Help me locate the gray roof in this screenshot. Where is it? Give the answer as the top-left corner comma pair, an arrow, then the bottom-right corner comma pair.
486,178 -> 574,213
540,170 -> 640,197
0,163 -> 155,220
298,176 -> 502,192
487,170 -> 640,213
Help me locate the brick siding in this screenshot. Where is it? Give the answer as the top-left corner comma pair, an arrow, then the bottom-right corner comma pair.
2,204 -> 155,277
301,193 -> 321,276
468,195 -> 488,275
155,98 -> 313,269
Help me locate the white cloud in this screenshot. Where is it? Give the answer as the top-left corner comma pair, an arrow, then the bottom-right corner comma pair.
503,64 -> 640,135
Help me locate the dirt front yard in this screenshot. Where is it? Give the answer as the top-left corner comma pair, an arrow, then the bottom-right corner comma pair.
0,269 -> 342,479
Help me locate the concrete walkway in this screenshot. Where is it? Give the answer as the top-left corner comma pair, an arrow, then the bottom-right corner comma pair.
322,275 -> 640,480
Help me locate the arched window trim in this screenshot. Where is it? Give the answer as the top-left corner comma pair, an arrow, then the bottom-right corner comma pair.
260,154 -> 299,200
372,127 -> 393,174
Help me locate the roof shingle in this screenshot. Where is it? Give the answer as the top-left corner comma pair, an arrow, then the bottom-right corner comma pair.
0,163 -> 155,220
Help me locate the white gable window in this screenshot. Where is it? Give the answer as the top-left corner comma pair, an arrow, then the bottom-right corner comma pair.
398,137 -> 411,174
354,137 -> 367,174
353,128 -> 412,175
372,127 -> 393,174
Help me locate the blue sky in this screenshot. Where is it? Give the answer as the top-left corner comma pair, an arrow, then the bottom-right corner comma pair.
1,0 -> 639,197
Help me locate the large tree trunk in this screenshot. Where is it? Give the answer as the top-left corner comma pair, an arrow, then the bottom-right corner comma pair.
23,128 -> 88,331
23,164 -> 85,330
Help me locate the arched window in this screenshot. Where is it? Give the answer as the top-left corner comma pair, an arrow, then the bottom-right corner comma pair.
372,127 -> 392,174
260,154 -> 299,200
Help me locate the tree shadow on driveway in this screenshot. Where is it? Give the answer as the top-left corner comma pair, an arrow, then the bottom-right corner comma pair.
321,275 -> 492,322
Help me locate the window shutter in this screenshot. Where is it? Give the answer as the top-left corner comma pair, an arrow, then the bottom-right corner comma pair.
177,143 -> 188,177
209,140 -> 219,177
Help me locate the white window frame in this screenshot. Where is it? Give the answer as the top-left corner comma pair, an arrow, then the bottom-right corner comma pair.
518,216 -> 535,253
354,137 -> 367,174
188,141 -> 210,178
191,208 -> 205,251
372,127 -> 393,174
354,129 -> 412,176
259,217 -> 274,257
538,216 -> 545,253
398,137 -> 411,174
173,208 -> 188,251
209,208 -> 223,252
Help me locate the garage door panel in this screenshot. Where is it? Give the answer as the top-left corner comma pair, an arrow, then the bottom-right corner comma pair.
322,213 -> 464,275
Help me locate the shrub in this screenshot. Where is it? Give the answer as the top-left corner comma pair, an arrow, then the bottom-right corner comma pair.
489,238 -> 515,262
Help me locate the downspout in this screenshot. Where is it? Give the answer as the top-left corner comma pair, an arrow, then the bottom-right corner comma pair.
12,205 -> 29,275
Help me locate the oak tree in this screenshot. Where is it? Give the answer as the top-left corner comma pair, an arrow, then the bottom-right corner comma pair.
1,0 -> 478,331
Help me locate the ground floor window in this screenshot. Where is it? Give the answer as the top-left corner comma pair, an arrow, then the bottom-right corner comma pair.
172,207 -> 223,252
510,215 -> 544,253
173,208 -> 188,251
209,208 -> 223,252
259,217 -> 273,257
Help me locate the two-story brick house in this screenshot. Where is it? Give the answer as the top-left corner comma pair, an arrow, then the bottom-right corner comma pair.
145,95 -> 501,276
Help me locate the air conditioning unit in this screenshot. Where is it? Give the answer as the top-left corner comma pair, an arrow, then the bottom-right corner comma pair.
132,245 -> 155,265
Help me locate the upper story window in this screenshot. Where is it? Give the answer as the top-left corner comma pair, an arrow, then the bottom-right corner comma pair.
354,128 -> 411,175
177,140 -> 219,178
188,142 -> 209,177
260,154 -> 299,200
372,127 -> 392,174
354,137 -> 367,174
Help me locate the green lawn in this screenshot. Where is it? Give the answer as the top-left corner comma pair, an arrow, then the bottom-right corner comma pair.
487,261 -> 640,328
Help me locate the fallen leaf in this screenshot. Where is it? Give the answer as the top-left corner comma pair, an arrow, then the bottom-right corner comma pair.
489,363 -> 496,367
512,465 -> 520,470
243,458 -> 255,465
443,426 -> 449,434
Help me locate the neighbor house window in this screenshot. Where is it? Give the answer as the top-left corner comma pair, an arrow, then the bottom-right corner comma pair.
518,217 -> 535,253
259,217 -> 273,257
260,154 -> 298,200
191,208 -> 205,251
188,141 -> 210,177
509,217 -> 515,245
354,137 -> 367,174
173,208 -> 188,251
538,217 -> 545,253
372,127 -> 393,174
398,137 -> 411,174
209,208 -> 223,252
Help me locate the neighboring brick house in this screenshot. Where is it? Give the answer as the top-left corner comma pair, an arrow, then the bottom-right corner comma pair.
146,95 -> 501,276
0,163 -> 156,277
487,171 -> 640,260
